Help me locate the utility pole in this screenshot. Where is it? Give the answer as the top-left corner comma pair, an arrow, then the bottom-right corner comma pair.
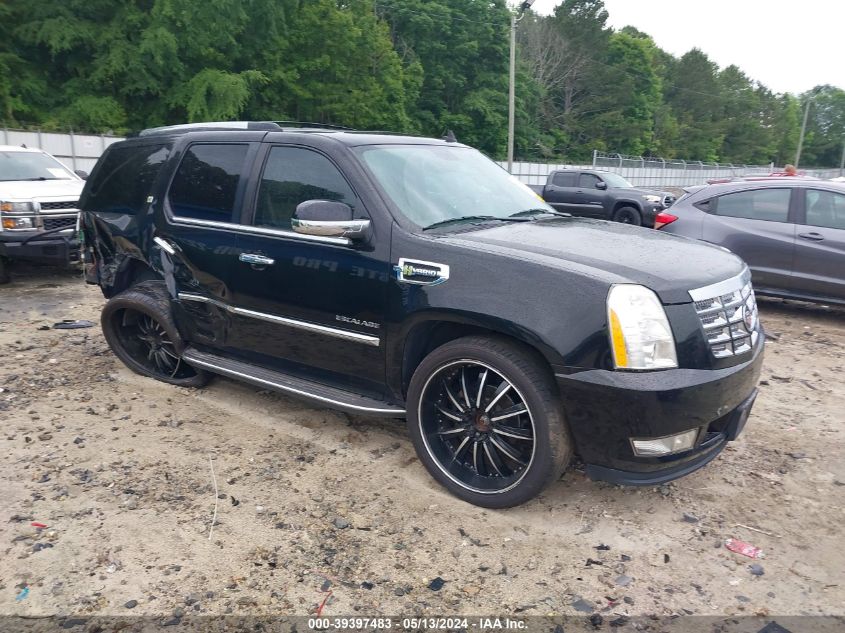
795,88 -> 819,168
507,13 -> 516,173
840,135 -> 845,177
507,1 -> 534,174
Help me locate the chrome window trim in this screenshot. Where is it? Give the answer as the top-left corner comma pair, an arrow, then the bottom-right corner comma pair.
170,215 -> 351,246
688,267 -> 751,302
178,292 -> 379,347
181,350 -> 404,415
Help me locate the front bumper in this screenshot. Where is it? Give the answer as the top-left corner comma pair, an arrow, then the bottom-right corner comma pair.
0,230 -> 80,265
556,334 -> 764,485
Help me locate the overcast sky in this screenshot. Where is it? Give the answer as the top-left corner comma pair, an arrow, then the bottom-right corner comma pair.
523,0 -> 844,94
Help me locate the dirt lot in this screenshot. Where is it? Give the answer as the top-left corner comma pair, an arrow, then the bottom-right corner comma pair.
1,265 -> 844,624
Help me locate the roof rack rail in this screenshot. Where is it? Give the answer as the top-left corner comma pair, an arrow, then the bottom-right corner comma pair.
138,121 -> 282,136
272,121 -> 355,131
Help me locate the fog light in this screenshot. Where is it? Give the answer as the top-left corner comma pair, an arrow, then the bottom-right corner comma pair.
631,429 -> 698,456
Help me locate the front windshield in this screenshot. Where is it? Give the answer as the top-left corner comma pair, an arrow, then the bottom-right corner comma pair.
0,150 -> 76,182
602,172 -> 634,189
354,144 -> 554,228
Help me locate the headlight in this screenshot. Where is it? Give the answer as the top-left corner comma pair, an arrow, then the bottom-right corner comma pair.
1,200 -> 40,230
0,200 -> 38,214
1,216 -> 36,230
643,194 -> 662,204
607,284 -> 678,370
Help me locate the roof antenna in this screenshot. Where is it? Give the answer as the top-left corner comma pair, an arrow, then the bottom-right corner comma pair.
21,143 -> 27,149
443,130 -> 457,143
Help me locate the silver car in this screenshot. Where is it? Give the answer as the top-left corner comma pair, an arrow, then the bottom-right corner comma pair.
658,179 -> 845,304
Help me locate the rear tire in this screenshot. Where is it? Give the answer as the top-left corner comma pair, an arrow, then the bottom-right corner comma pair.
101,281 -> 210,388
613,206 -> 642,226
406,336 -> 572,508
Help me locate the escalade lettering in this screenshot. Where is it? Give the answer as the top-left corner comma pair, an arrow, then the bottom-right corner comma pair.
336,315 -> 380,329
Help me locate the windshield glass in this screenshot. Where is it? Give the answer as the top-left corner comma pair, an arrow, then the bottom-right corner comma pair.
354,144 -> 553,228
602,172 -> 634,189
0,150 -> 76,182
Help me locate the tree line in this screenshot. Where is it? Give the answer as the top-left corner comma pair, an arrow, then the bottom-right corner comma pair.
1,0 -> 842,166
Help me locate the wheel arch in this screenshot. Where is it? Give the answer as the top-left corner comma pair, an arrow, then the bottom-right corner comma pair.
101,255 -> 162,298
393,311 -> 564,399
612,199 -> 643,214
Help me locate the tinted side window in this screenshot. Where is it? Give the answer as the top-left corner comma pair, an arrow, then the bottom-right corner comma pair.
168,144 -> 249,222
805,189 -> 845,230
551,172 -> 576,187
579,173 -> 601,188
80,144 -> 169,214
712,188 -> 791,222
254,146 -> 356,230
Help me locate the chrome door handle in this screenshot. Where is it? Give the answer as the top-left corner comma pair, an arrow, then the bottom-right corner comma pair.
239,253 -> 275,266
798,232 -> 824,241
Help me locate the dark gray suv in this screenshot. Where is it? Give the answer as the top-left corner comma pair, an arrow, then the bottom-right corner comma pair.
659,179 -> 845,305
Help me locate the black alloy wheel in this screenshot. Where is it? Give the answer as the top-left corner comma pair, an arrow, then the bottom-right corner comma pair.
419,360 -> 536,494
613,206 -> 642,226
113,309 -> 190,379
100,281 -> 210,387
407,336 -> 572,507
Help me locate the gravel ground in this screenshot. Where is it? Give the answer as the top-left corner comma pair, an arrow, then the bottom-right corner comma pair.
1,264 -> 843,623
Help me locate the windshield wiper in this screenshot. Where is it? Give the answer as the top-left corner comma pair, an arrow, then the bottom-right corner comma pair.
423,215 -> 532,230
15,176 -> 62,181
509,208 -> 571,218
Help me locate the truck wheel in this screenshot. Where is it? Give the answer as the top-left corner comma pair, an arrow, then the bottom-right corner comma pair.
100,281 -> 210,388
613,206 -> 642,226
407,336 -> 572,508
0,258 -> 10,284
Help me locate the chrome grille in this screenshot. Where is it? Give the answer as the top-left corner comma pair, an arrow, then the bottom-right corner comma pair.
39,200 -> 78,211
690,270 -> 759,358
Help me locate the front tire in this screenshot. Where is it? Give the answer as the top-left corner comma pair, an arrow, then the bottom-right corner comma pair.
0,257 -> 10,284
100,281 -> 210,388
407,336 -> 572,508
613,206 -> 642,226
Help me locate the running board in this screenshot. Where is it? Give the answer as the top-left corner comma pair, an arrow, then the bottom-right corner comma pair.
182,347 -> 406,417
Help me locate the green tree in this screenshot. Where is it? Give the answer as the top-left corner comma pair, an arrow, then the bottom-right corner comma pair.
664,49 -> 724,161
800,85 -> 845,167
377,0 -> 511,154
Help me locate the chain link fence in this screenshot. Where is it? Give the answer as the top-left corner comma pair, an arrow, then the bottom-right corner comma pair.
504,151 -> 841,189
3,129 -> 841,185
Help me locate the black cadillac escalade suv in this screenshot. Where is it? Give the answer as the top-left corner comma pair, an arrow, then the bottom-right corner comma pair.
79,122 -> 764,508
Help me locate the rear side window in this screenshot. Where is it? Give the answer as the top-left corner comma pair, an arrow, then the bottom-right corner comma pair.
80,144 -> 169,214
254,146 -> 356,230
168,144 -> 249,222
805,189 -> 845,230
579,173 -> 602,188
711,188 -> 791,223
551,172 -> 576,187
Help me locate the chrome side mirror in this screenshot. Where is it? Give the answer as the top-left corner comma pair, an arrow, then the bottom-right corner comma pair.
291,200 -> 369,241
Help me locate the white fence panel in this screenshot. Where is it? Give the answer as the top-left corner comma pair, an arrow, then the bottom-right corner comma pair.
1,128 -> 126,172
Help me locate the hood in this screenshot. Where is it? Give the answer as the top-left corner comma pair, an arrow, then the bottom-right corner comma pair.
615,186 -> 669,198
442,218 -> 744,304
0,179 -> 85,201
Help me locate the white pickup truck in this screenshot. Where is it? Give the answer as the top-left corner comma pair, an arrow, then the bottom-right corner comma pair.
0,145 -> 86,283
